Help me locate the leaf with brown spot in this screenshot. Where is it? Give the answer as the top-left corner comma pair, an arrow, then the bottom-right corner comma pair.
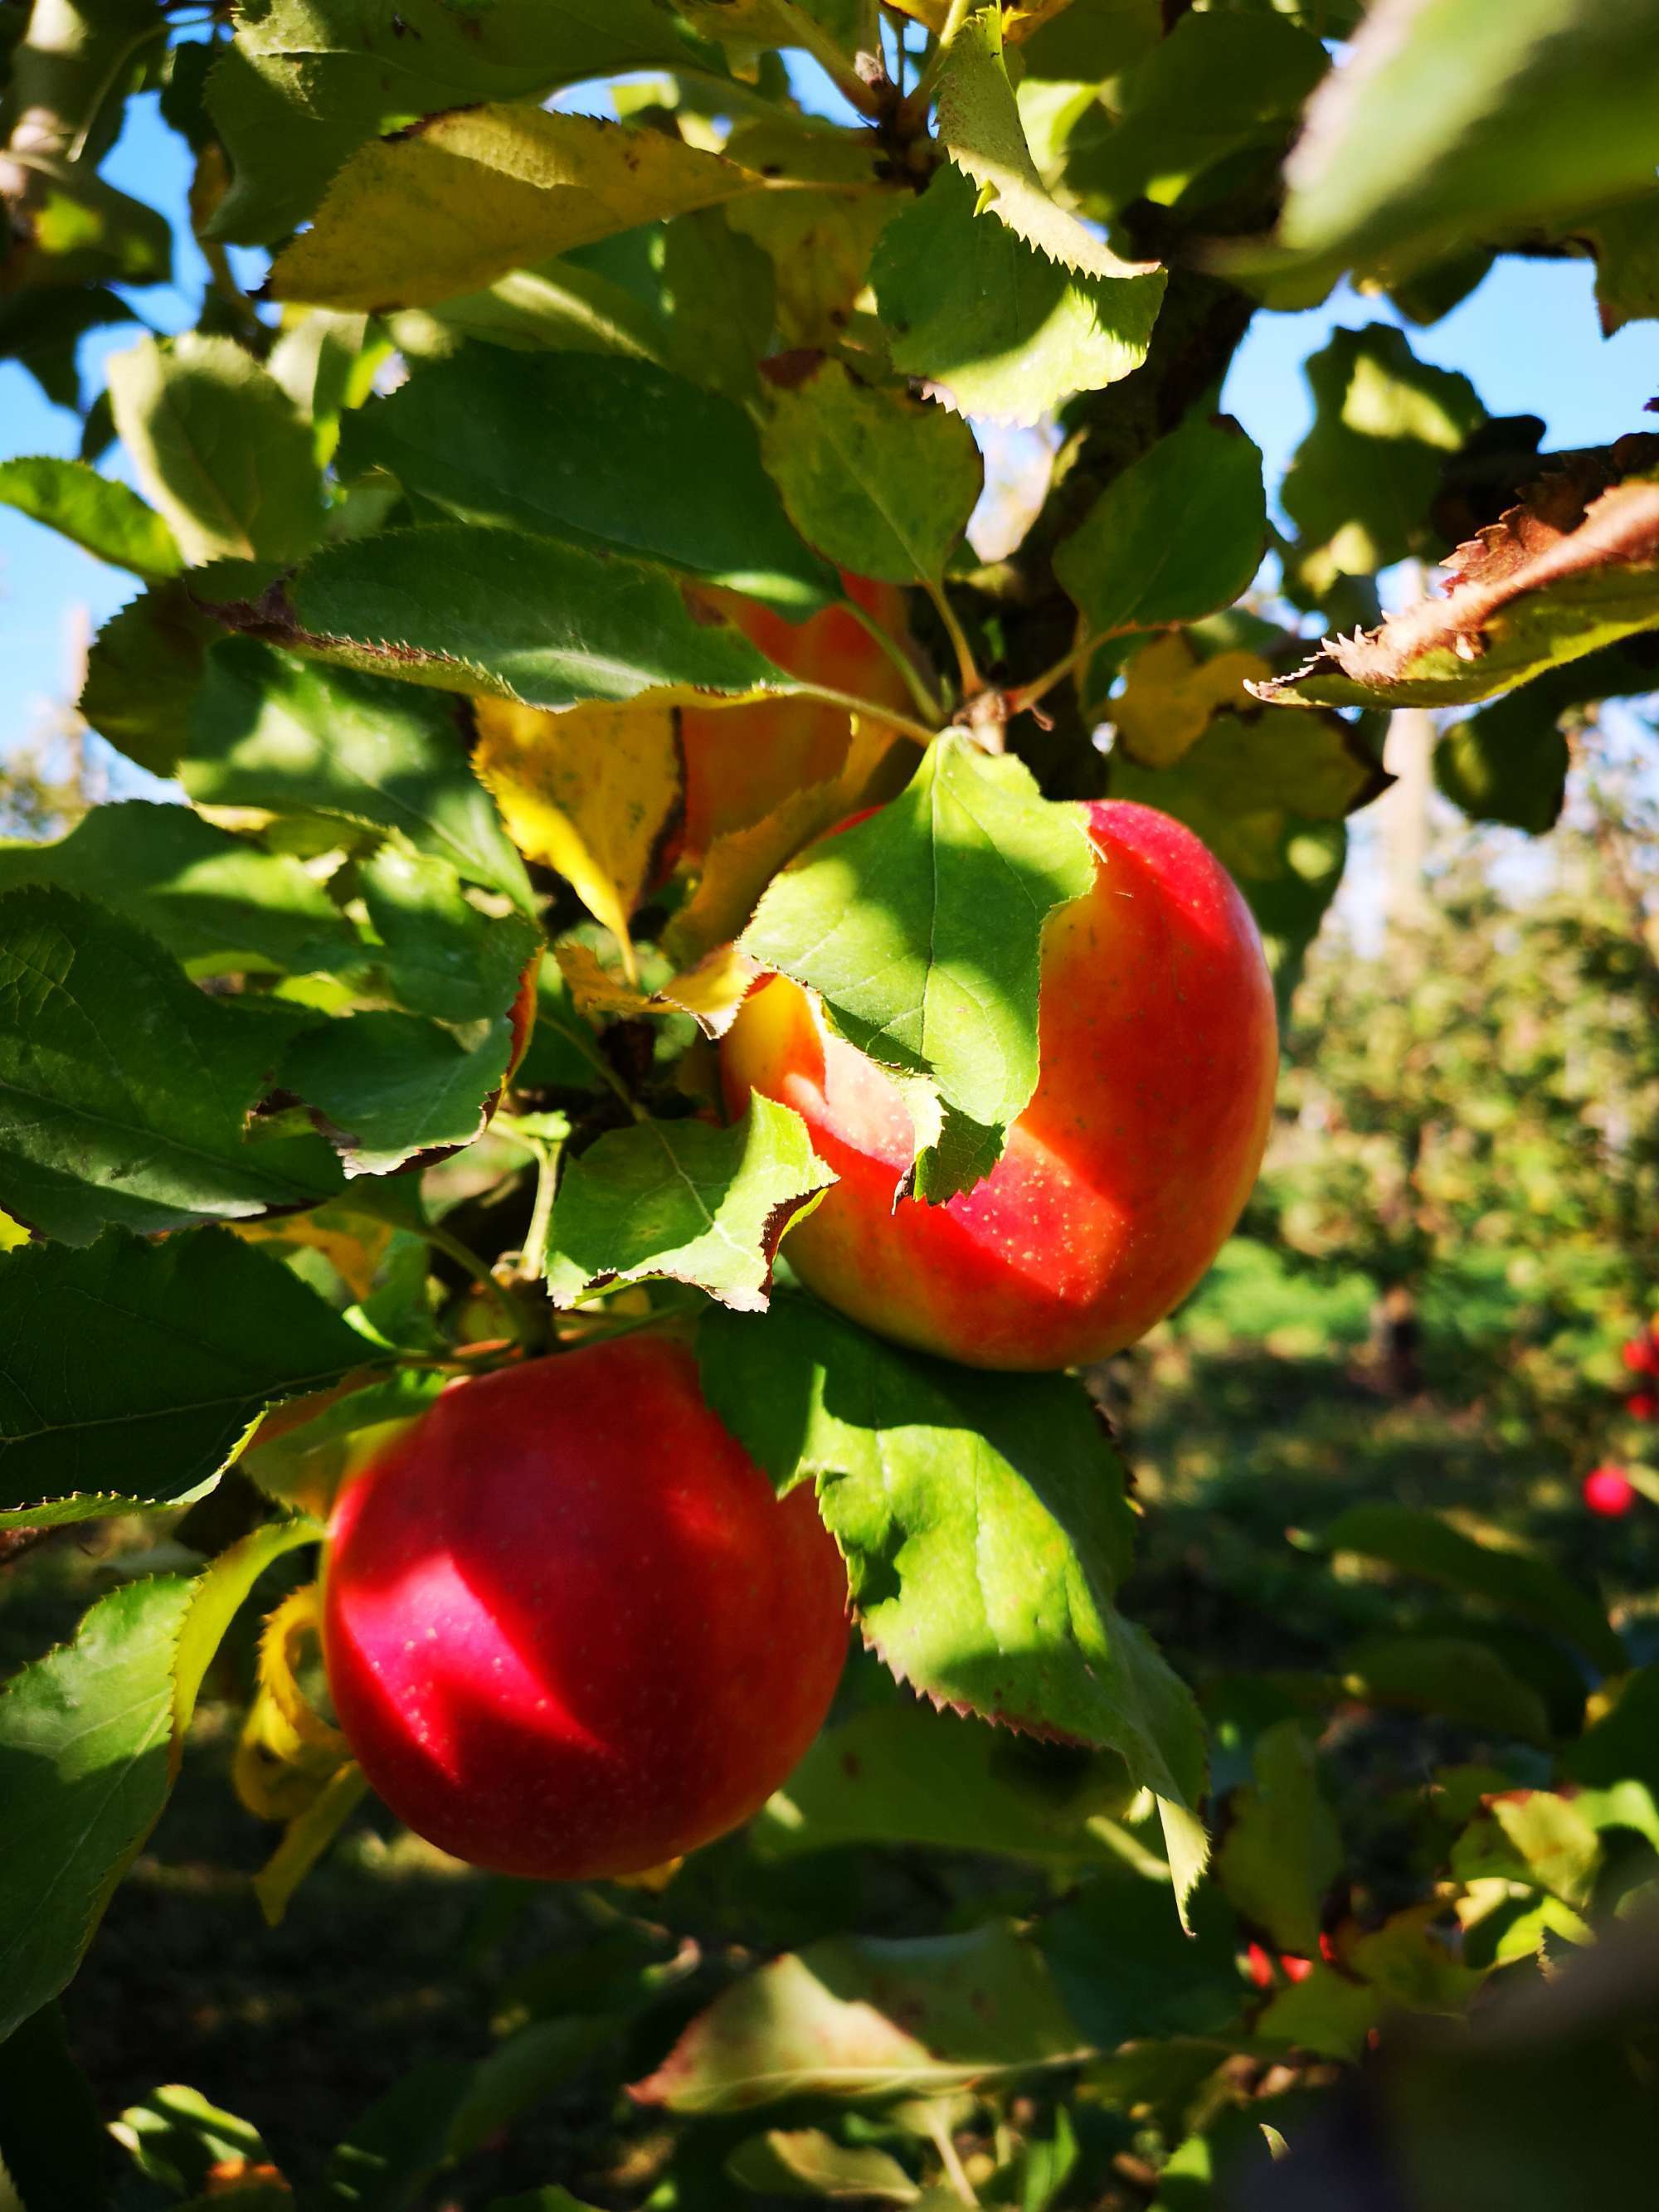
1256,439 -> 1659,710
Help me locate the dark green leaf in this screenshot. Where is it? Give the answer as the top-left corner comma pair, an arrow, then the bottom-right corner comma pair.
1318,1502 -> 1623,1673
632,1925 -> 1089,2111
0,2005 -> 108,2212
872,164 -> 1165,428
546,1096 -> 834,1311
0,456 -> 180,580
0,886 -> 343,1243
1280,325 -> 1484,610
760,362 -> 983,588
0,1228 -> 377,1524
701,1295 -> 1205,1809
341,348 -> 834,614
361,845 -> 540,1023
1039,1876 -> 1242,2049
1054,413 -> 1266,637
754,1700 -> 1136,1865
275,526 -> 789,712
1336,1634 -> 1552,1745
78,581 -> 216,780
742,737 -> 1095,1198
105,333 -> 325,567
1214,1720 -> 1340,1954
727,2130 -> 918,2201
1434,695 -> 1569,834
116,2083 -> 273,2200
0,802 -> 361,979
280,1011 -> 515,1175
184,638 -> 533,908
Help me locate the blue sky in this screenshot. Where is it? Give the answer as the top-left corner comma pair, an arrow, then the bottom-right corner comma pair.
3,88 -> 1658,757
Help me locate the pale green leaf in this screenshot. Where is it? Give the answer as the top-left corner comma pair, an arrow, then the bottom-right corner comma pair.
0,456 -> 181,579
742,736 -> 1095,1196
701,1294 -> 1207,1808
727,2129 -> 919,2201
760,361 -> 983,587
270,105 -> 765,313
872,165 -> 1165,426
545,1095 -> 834,1312
106,333 -> 325,566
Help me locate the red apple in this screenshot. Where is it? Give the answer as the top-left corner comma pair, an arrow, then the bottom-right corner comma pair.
322,1336 -> 849,1879
722,799 -> 1278,1370
1626,1393 -> 1659,1422
1583,1465 -> 1637,1518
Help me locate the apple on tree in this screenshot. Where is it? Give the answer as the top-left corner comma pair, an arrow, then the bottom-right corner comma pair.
1583,1465 -> 1637,1518
322,1336 -> 849,1880
722,799 -> 1279,1371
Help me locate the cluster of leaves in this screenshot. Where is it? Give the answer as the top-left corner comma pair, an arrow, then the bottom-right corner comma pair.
3,0 -> 1659,2202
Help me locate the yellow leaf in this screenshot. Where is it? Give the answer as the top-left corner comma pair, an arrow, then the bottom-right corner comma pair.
1111,634 -> 1272,768
236,1202 -> 396,1302
272,106 -> 768,314
476,696 -> 683,975
0,1207 -> 29,1252
669,712 -> 917,962
556,940 -> 760,1040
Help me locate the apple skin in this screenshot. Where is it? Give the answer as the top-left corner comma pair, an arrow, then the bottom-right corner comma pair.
721,799 -> 1279,1371
322,1336 -> 849,1880
1584,1465 -> 1637,1518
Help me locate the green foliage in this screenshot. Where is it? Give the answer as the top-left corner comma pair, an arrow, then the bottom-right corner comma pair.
7,0 -> 1659,2198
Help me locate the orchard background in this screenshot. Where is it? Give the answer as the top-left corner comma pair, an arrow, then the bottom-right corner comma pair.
3,0 -> 1659,2205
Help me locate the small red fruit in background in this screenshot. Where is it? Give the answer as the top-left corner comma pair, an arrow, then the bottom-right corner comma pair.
1621,1333 -> 1659,1378
1280,1953 -> 1314,1983
1244,1942 -> 1275,1989
1583,1465 -> 1637,1518
1626,1392 -> 1659,1422
722,800 -> 1278,1371
322,1336 -> 849,1880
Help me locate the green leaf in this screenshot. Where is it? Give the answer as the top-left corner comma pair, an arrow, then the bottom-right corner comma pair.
341,346 -> 835,613
1054,413 -> 1266,637
631,1925 -> 1089,2112
755,1699 -> 1136,1865
871,164 -> 1166,427
759,362 -> 983,588
1108,711 -> 1388,887
280,1010 -> 516,1175
742,736 -> 1096,1197
361,846 -> 540,1024
0,455 -> 181,580
114,2083 -> 273,2200
1061,9 -> 1329,217
272,525 -> 789,712
1433,694 -> 1569,835
0,2005 -> 108,2212
271,105 -> 763,313
105,333 -> 325,567
701,1295 -> 1206,1809
938,6 -> 1165,284
1039,1878 -> 1241,2050
545,1096 -> 834,1312
1336,1633 -> 1552,1745
1253,1964 -> 1380,2061
0,1575 -> 194,2041
184,638 -> 533,909
0,886 -> 344,1243
78,581 -> 216,780
1318,1502 -> 1624,1673
206,0 -> 720,244
1279,325 -> 1484,608
1451,1790 -> 1603,1910
0,802 -> 362,979
1214,1721 -> 1340,1955
1271,0 -> 1659,280
727,2130 -> 919,2201
0,1229 -> 375,1524
1573,191 -> 1659,334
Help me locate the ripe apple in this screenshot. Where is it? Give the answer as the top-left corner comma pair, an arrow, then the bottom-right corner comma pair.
722,799 -> 1279,1370
1583,1465 -> 1637,1518
679,576 -> 918,860
322,1336 -> 849,1879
